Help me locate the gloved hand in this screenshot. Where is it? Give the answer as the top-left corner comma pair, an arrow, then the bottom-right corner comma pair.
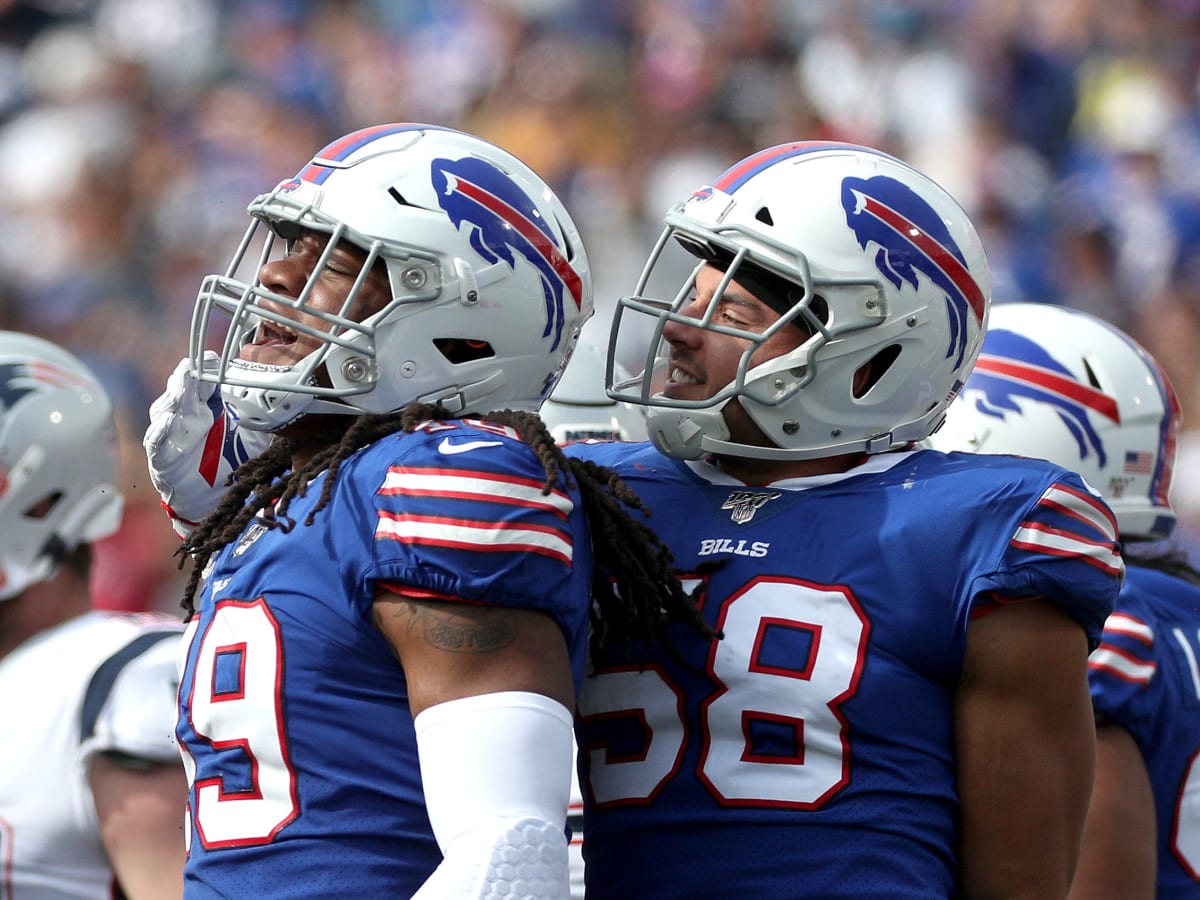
143,352 -> 272,538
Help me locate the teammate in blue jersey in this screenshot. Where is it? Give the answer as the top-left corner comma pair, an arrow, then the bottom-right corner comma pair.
563,143 -> 1123,898
928,301 -> 1200,899
145,124 -> 705,898
0,331 -> 186,899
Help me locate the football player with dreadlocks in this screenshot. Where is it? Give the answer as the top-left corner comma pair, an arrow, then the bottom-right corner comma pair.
0,332 -> 186,899
929,302 -> 1200,899
144,123 -> 708,898
563,143 -> 1122,898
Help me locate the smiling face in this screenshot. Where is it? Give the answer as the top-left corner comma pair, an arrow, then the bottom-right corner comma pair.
238,229 -> 393,368
661,263 -> 810,448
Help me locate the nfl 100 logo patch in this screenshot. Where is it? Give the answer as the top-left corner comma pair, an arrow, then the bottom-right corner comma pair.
721,490 -> 781,525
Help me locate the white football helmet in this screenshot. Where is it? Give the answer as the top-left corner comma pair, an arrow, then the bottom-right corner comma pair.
541,336 -> 648,443
0,332 -> 123,600
927,302 -> 1181,541
190,123 -> 593,431
608,141 -> 991,460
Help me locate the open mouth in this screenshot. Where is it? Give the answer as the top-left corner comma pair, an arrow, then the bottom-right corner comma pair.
667,365 -> 701,386
238,318 -> 303,365
661,361 -> 707,401
250,320 -> 298,348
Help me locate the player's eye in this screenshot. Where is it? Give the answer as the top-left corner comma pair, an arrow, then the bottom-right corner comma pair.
715,303 -> 750,328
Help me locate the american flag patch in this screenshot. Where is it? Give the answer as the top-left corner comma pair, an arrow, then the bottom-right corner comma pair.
1124,450 -> 1154,474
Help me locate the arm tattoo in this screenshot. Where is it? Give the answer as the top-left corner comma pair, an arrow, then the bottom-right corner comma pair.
395,600 -> 520,654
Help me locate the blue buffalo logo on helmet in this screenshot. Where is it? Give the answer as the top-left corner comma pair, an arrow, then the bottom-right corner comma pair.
432,157 -> 583,352
841,175 -> 986,370
964,328 -> 1120,467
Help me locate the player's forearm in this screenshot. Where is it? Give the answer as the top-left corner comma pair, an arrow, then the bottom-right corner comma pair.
959,826 -> 1081,899
957,752 -> 1092,899
93,759 -> 187,900
958,714 -> 1095,897
1067,724 -> 1156,900
955,602 -> 1096,898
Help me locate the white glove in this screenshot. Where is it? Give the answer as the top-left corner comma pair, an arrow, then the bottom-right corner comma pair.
143,352 -> 272,538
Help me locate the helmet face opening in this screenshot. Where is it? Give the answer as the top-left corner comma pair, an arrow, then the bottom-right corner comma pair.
613,242 -> 830,416
189,123 -> 593,432
192,214 -> 442,428
608,142 -> 990,462
928,302 -> 1180,542
674,235 -> 832,326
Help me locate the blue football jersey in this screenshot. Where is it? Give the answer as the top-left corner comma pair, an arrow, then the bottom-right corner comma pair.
1088,563 -> 1200,898
175,420 -> 593,898
564,443 -> 1121,899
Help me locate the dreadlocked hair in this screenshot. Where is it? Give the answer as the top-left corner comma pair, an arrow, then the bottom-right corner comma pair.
176,403 -> 716,661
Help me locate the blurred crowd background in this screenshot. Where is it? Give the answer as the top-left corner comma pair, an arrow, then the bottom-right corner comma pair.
2,0 -> 1199,613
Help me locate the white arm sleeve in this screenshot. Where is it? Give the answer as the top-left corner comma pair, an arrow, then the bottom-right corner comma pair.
412,691 -> 574,900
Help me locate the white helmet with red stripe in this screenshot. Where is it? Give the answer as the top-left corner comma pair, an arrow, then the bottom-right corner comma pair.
607,141 -> 991,461
0,332 -> 123,600
927,302 -> 1180,541
190,123 -> 593,431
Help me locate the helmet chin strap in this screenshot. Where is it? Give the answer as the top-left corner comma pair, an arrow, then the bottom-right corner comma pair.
644,404 -> 730,460
223,382 -> 320,432
645,398 -> 912,462
646,405 -> 831,461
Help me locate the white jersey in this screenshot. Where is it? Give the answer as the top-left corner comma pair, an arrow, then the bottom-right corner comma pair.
0,611 -> 183,899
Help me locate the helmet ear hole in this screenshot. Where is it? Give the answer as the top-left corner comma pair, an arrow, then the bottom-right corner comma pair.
434,338 -> 495,364
23,491 -> 63,520
853,344 -> 901,399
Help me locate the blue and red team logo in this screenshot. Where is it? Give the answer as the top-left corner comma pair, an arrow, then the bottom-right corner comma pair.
0,359 -> 96,413
0,358 -> 102,505
841,175 -> 985,370
431,156 -> 582,351
964,328 -> 1119,467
